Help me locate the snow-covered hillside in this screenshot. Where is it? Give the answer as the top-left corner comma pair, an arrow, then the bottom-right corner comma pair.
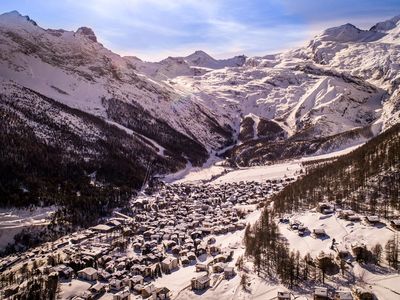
0,11 -> 233,156
0,11 -> 400,172
154,14 -> 399,163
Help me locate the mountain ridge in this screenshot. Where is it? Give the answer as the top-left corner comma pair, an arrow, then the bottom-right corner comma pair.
0,10 -> 399,209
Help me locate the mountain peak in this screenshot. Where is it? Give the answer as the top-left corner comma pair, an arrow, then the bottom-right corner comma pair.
326,23 -> 361,34
1,10 -> 22,17
313,22 -> 384,43
0,10 -> 38,26
76,26 -> 97,42
193,50 -> 209,55
370,15 -> 400,32
187,50 -> 214,59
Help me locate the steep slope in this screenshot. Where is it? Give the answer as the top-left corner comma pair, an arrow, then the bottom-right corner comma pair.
0,81 -> 185,224
272,122 -> 400,215
184,50 -> 246,69
126,50 -> 246,80
0,11 -> 233,154
305,15 -> 400,129
0,11 -> 237,217
166,16 -> 400,164
1,10 -> 400,185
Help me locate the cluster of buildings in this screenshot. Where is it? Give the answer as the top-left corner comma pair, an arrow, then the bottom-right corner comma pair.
278,285 -> 376,300
283,202 -> 400,240
1,180 -> 293,299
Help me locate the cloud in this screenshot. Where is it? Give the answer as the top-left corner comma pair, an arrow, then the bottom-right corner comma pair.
2,0 -> 399,61
68,0 -> 313,60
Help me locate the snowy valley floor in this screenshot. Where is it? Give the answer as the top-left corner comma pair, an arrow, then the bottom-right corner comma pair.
170,143 -> 363,185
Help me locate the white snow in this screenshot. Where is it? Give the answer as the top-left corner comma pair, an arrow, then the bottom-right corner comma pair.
59,279 -> 92,299
173,143 -> 363,185
278,211 -> 395,257
0,206 -> 55,249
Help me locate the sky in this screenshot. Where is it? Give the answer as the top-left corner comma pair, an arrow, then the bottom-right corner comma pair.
0,0 -> 399,61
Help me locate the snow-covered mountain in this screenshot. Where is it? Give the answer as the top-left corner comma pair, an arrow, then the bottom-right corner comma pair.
184,50 -> 246,69
156,15 -> 400,164
0,10 -> 234,158
125,50 -> 246,81
1,10 -> 400,172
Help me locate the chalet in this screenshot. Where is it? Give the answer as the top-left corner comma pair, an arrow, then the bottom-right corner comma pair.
322,207 -> 334,215
164,240 -> 176,250
212,262 -> 225,273
131,265 -> 146,276
91,224 -> 113,233
156,287 -> 171,299
224,266 -> 235,279
277,291 -> 291,300
107,219 -> 122,228
365,216 -> 380,224
298,225 -> 307,236
390,219 -> 400,230
161,256 -> 178,273
181,256 -> 190,266
78,267 -> 98,281
131,275 -> 144,286
335,289 -> 353,300
196,246 -> 207,256
209,245 -> 221,255
339,210 -> 354,219
113,288 -> 130,300
52,264 -> 74,279
191,274 -> 211,290
314,286 -> 329,300
76,290 -> 93,299
313,228 -> 327,237
347,215 -> 361,222
133,283 -> 144,294
318,203 -> 332,214
98,269 -> 112,281
142,284 -> 157,298
110,278 -> 123,291
89,283 -> 107,297
195,263 -> 208,272
236,223 -> 246,230
290,219 -> 302,230
144,263 -> 159,278
70,234 -> 87,244
213,254 -> 226,263
171,245 -> 181,255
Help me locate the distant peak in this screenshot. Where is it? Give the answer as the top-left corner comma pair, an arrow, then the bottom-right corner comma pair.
189,50 -> 213,58
194,50 -> 207,55
343,23 -> 357,27
0,10 -> 38,26
76,27 -> 97,42
1,10 -> 22,17
370,15 -> 400,32
310,22 -> 384,43
333,23 -> 360,31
